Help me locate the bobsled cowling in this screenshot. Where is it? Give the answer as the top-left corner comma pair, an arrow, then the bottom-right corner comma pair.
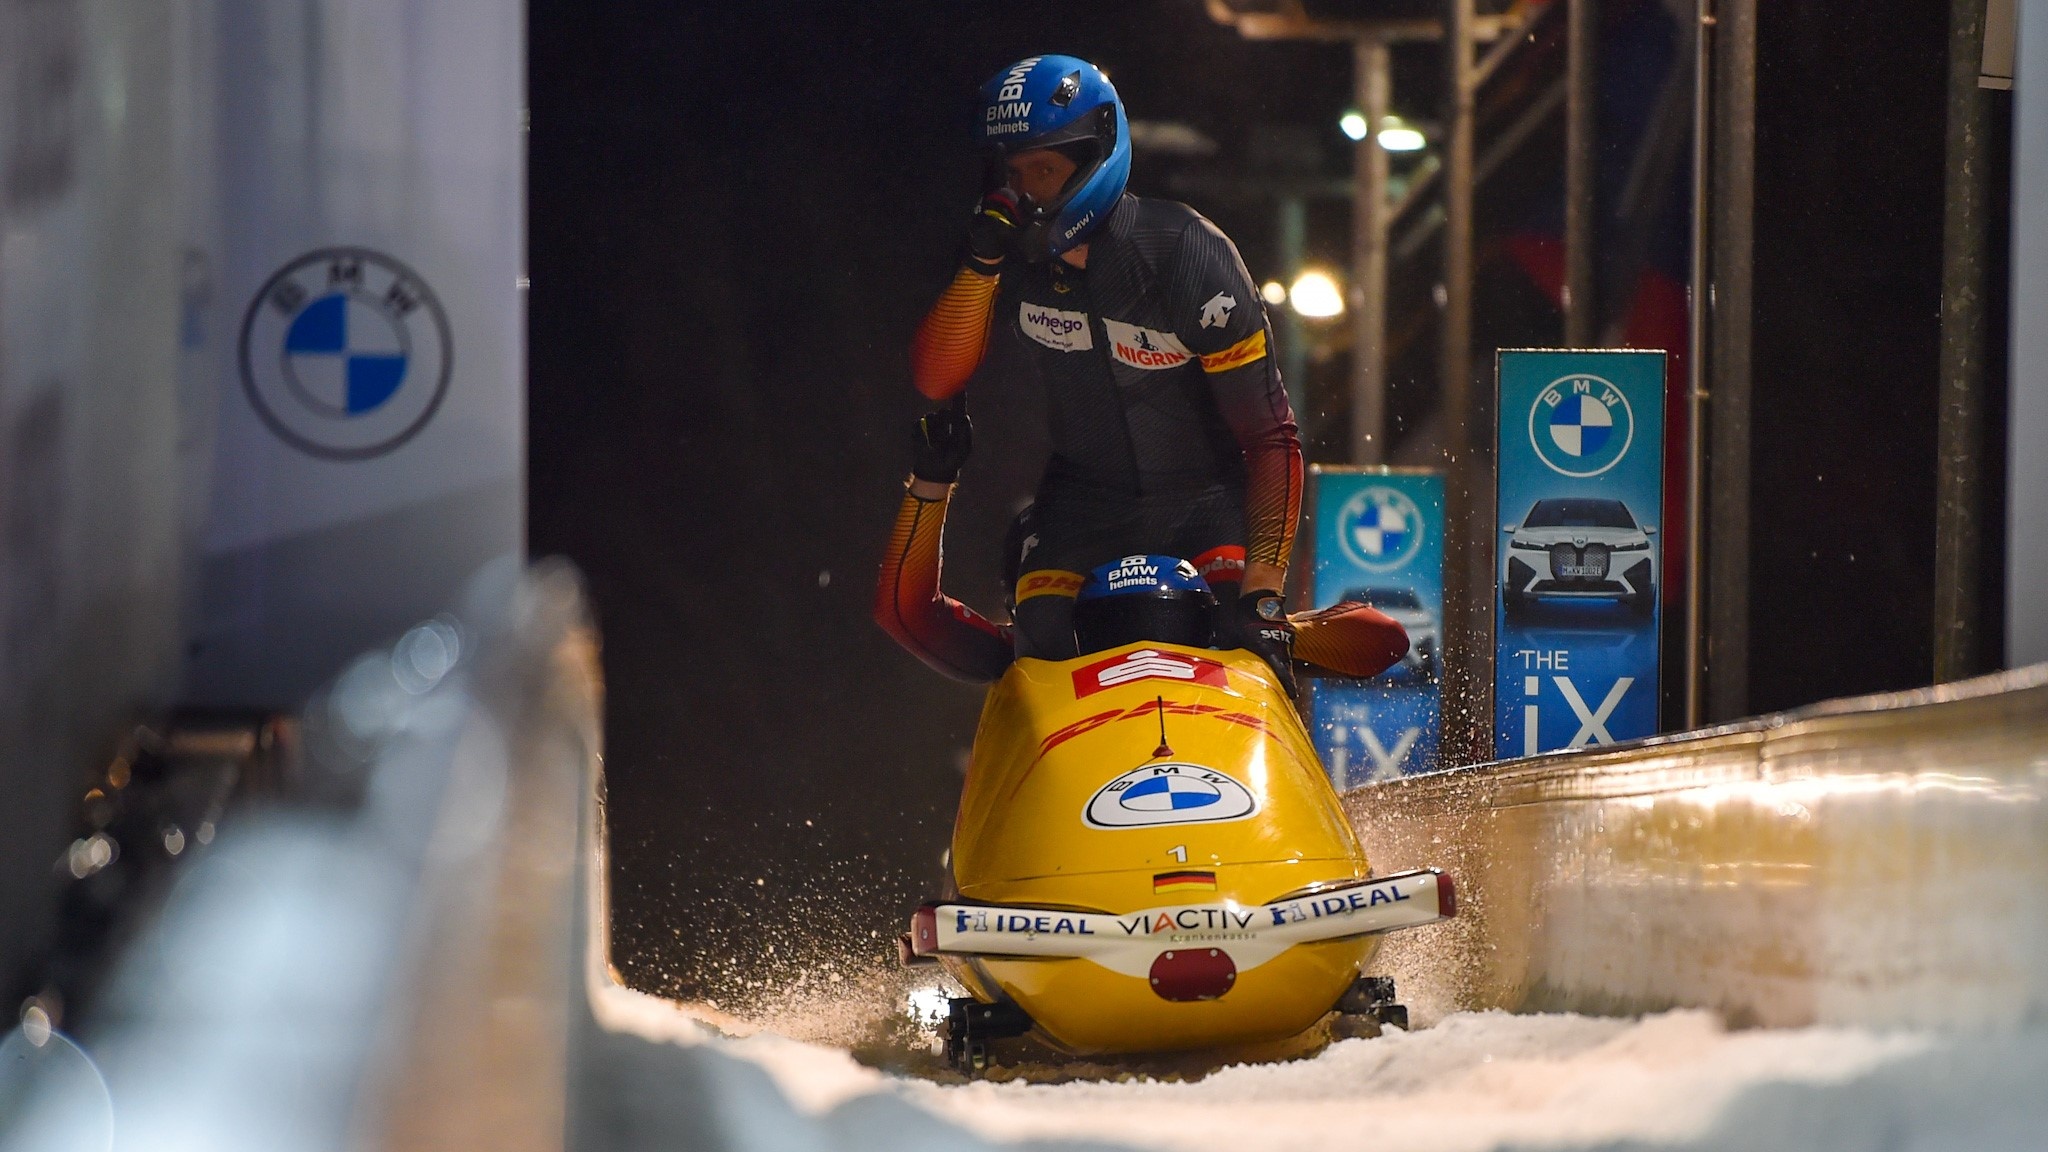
920,641 -> 1454,1056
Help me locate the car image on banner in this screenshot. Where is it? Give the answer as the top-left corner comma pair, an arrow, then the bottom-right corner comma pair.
1500,497 -> 1657,620
1494,350 -> 1666,760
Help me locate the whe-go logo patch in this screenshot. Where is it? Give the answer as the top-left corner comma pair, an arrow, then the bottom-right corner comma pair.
1020,302 -> 1092,352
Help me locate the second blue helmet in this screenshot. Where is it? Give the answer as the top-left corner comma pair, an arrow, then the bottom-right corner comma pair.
976,55 -> 1131,261
1073,555 -> 1217,654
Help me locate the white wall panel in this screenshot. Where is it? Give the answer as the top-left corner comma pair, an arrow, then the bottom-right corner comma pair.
187,0 -> 525,706
0,0 -> 218,1002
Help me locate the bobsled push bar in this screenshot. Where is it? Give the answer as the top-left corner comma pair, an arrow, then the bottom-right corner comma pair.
907,868 -> 1452,978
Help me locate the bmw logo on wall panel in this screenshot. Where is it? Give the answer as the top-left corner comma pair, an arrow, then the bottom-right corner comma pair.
238,248 -> 452,460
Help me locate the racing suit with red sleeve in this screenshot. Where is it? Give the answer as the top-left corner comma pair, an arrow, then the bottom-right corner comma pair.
874,481 -> 1015,683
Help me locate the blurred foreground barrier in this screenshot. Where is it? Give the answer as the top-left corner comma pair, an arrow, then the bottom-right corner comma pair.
1351,665 -> 2048,1030
3,558 -> 1043,1152
559,612 -> 1081,1152
1,562 -> 595,1152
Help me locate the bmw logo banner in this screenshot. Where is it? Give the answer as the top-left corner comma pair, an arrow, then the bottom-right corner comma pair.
1304,467 -> 1445,786
1495,350 -> 1667,758
186,3 -> 524,709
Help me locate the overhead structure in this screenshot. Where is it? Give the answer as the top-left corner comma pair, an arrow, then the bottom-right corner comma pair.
1932,0 -> 2007,682
1208,0 -> 1531,765
1207,0 -> 1524,472
1205,0 -> 1521,44
1354,35 -> 1392,464
1564,0 -> 1599,345
1692,0 -> 1753,728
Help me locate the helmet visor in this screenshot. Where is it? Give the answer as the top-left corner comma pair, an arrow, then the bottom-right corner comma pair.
1074,592 -> 1216,655
990,107 -> 1115,215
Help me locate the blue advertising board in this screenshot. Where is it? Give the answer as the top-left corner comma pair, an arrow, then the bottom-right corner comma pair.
1494,350 -> 1666,758
1304,467 -> 1445,787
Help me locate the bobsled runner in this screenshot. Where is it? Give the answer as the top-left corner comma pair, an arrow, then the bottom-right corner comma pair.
897,561 -> 1455,1070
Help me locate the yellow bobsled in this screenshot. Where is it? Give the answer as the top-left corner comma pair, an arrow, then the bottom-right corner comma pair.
902,635 -> 1454,1067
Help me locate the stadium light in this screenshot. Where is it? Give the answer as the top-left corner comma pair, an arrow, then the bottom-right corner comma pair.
1377,118 -> 1426,152
1344,111 -> 1426,152
1260,280 -> 1288,306
1289,270 -> 1345,318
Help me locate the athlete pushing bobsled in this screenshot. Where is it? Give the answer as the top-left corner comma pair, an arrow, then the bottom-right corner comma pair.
873,55 -> 1456,1072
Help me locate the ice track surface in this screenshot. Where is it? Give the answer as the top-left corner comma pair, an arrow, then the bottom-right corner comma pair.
588,980 -> 2048,1152
580,670 -> 2048,1150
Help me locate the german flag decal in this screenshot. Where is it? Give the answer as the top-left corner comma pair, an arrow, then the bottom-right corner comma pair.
1153,870 -> 1218,894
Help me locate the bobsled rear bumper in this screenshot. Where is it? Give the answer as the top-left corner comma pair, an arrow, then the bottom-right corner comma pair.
903,868 -> 1453,977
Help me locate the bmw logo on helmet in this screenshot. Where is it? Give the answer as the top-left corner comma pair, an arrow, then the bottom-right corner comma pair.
976,54 -> 1131,261
1336,485 -> 1424,572
238,248 -> 452,460
1530,373 -> 1635,477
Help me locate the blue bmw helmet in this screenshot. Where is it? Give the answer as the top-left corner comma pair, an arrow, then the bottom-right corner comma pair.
1074,555 -> 1217,654
976,55 -> 1131,261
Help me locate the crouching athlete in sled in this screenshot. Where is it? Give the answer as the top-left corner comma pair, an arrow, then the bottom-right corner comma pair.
874,404 -> 1404,686
900,53 -> 1305,692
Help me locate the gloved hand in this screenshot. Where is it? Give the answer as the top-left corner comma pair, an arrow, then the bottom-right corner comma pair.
911,406 -> 973,484
1233,589 -> 1299,698
966,188 -> 1028,268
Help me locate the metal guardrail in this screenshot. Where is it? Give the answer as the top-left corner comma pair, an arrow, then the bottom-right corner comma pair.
1347,664 -> 2048,1030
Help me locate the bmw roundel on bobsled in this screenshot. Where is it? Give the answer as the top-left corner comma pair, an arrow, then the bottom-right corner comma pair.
876,528 -> 1457,1070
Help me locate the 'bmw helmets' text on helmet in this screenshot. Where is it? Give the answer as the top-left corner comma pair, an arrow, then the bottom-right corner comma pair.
976,55 -> 1131,261
1073,555 -> 1217,655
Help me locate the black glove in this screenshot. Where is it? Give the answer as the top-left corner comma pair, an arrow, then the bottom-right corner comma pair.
1234,590 -> 1298,698
966,188 -> 1027,268
911,406 -> 973,484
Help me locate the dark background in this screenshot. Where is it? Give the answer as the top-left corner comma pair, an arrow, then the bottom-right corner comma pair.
1745,0 -> 2007,711
529,0 -> 1985,1004
530,2 -> 1357,1000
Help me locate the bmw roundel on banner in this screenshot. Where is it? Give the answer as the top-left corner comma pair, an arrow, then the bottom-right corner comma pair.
1336,484 -> 1424,573
238,248 -> 453,460
186,8 -> 524,714
1531,373 -> 1635,477
1496,350 -> 1666,760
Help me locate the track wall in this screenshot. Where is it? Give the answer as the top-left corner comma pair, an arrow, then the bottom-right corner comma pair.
1350,666 -> 2048,1030
0,0 -> 220,1007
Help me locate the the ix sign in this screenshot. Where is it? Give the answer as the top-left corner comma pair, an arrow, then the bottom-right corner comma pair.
1494,350 -> 1666,758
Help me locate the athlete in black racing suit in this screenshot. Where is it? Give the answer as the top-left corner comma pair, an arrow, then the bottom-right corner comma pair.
906,195 -> 1301,688
891,54 -> 1300,691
